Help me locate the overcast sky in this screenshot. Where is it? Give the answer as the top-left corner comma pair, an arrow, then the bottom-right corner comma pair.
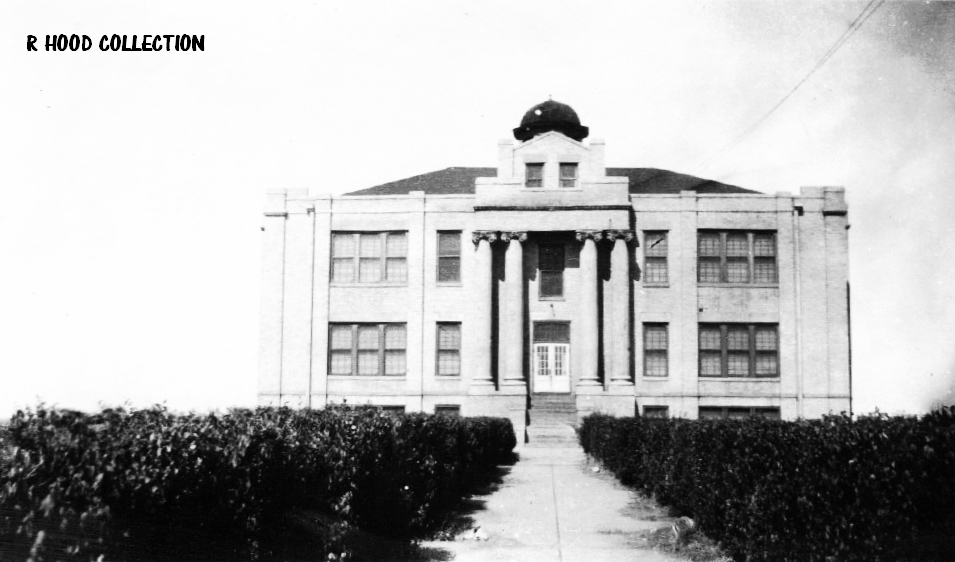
2,1 -> 953,417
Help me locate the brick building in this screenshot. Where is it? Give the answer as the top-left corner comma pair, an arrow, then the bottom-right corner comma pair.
258,100 -> 851,441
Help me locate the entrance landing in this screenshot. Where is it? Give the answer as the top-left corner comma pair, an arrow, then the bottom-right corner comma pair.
420,446 -> 683,562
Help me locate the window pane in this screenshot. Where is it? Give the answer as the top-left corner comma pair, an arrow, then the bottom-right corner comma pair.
698,258 -> 721,282
358,351 -> 379,375
435,405 -> 460,416
644,325 -> 668,350
438,232 -> 461,256
645,351 -> 668,377
526,163 -> 543,187
540,271 -> 563,297
754,258 -> 777,283
385,351 -> 406,375
330,351 -> 353,375
727,408 -> 751,419
438,257 -> 460,282
727,329 -> 749,350
756,353 -> 778,377
699,328 -> 722,350
359,258 -> 382,282
437,324 -> 460,350
645,232 -> 668,257
539,245 -> 564,270
386,258 -> 407,282
645,259 -> 668,283
727,352 -> 750,376
754,235 -> 776,256
756,408 -> 781,420
384,325 -> 406,349
332,234 -> 355,257
359,234 -> 381,257
699,407 -> 723,419
332,258 -> 355,283
534,322 -> 570,343
643,406 -> 669,419
358,326 -> 379,349
755,328 -> 777,350
726,234 -> 749,256
700,351 -> 722,376
386,233 -> 407,257
559,163 -> 577,188
726,258 -> 750,283
437,351 -> 460,376
330,325 -> 353,350
698,234 -> 720,256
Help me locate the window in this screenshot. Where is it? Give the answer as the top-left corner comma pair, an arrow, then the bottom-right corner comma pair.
436,322 -> 461,376
379,406 -> 406,416
525,163 -> 544,187
329,323 -> 406,376
435,405 -> 461,417
437,231 -> 461,282
643,324 -> 668,377
698,407 -> 780,420
699,324 -> 779,378
642,406 -> 669,419
643,231 -> 668,284
559,163 -> 578,188
697,231 -> 777,284
332,232 -> 408,283
539,244 -> 565,298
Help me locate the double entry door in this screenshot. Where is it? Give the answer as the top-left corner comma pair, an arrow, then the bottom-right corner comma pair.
533,322 -> 571,393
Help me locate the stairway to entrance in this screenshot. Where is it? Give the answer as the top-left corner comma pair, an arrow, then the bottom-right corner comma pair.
526,393 -> 578,447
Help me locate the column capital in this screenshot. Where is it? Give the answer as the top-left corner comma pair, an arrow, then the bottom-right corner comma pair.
471,230 -> 499,245
575,229 -> 604,243
501,231 -> 528,243
605,229 -> 635,243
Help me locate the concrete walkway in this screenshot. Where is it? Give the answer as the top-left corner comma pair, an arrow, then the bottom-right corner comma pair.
420,446 -> 684,562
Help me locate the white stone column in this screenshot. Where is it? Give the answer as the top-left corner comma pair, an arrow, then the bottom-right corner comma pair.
470,231 -> 497,386
608,230 -> 634,384
500,231 -> 527,385
576,230 -> 602,386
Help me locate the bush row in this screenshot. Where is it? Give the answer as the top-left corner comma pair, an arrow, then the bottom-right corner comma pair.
0,405 -> 516,561
579,408 -> 955,561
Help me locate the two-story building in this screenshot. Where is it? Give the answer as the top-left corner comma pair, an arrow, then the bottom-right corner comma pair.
257,100 -> 851,441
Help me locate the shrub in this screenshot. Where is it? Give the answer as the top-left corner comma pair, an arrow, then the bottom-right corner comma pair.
0,405 -> 515,561
580,408 -> 955,561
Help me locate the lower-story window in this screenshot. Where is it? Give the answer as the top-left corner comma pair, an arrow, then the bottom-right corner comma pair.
698,406 -> 781,420
329,323 -> 406,376
699,323 -> 779,378
642,405 -> 669,418
436,322 -> 462,376
435,405 -> 461,417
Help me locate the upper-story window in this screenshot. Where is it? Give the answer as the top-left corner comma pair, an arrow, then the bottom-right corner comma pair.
559,163 -> 578,188
525,163 -> 544,188
643,231 -> 669,285
437,231 -> 461,283
332,232 -> 408,284
698,231 -> 777,284
538,244 -> 565,298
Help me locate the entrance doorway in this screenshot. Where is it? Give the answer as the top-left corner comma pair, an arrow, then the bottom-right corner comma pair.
533,322 -> 571,393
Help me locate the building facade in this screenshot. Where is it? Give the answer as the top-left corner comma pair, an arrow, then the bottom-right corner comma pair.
258,101 -> 851,438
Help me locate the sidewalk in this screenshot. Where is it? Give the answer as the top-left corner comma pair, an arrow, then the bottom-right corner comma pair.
419,446 -> 684,562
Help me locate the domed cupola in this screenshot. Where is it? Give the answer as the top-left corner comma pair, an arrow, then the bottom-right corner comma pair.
513,99 -> 589,142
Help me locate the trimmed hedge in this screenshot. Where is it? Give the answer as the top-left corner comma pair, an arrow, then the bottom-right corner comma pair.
0,405 -> 515,561
579,408 -> 955,561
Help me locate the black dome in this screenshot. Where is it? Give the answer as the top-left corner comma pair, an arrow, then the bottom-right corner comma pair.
513,100 -> 589,142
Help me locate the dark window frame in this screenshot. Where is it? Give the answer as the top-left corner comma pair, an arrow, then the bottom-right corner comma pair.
559,163 -> 578,188
331,231 -> 408,284
328,323 -> 407,377
538,243 -> 565,299
698,406 -> 781,420
435,405 -> 461,417
697,230 -> 778,285
643,231 -> 669,285
643,323 -> 669,377
642,405 -> 669,418
699,323 -> 779,378
525,163 -> 544,188
437,231 -> 462,283
436,322 -> 462,377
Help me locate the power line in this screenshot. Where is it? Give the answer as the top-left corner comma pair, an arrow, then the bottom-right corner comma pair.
695,0 -> 886,173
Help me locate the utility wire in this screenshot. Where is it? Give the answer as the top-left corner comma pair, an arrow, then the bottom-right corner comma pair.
695,0 -> 886,173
